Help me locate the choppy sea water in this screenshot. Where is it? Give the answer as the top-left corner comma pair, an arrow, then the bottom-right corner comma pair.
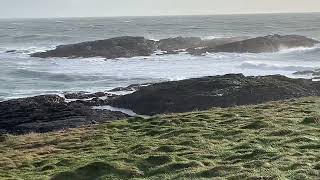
0,13 -> 320,101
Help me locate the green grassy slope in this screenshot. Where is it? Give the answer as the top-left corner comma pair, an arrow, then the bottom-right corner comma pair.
0,97 -> 319,180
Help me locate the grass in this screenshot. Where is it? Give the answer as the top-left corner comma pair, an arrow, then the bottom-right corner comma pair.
0,97 -> 319,180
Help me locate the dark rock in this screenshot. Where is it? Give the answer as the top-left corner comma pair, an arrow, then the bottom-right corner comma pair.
108,83 -> 150,92
157,36 -> 250,52
157,37 -> 203,51
63,92 -> 120,106
70,97 -> 110,106
186,36 -> 251,55
5,50 -> 17,53
31,36 -> 157,59
0,95 -> 129,134
64,91 -> 110,99
111,74 -> 320,115
186,48 -> 207,56
203,36 -> 251,48
30,35 -> 318,59
209,34 -> 319,53
162,50 -> 180,55
293,70 -> 316,75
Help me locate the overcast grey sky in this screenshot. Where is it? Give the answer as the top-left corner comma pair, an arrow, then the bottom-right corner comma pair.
0,0 -> 319,18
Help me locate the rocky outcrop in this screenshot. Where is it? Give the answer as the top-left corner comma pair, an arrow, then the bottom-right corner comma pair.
31,36 -> 157,59
210,34 -> 319,53
3,74 -> 320,134
0,95 -> 129,134
186,34 -> 319,55
158,36 -> 250,54
111,74 -> 320,115
31,35 -> 319,59
31,36 -> 251,59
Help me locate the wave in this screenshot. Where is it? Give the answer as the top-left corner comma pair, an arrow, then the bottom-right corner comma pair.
9,69 -> 105,82
205,44 -> 320,56
13,35 -> 40,40
183,26 -> 202,30
5,27 -> 17,30
7,68 -> 155,83
1,45 -> 56,54
278,45 -> 320,54
201,36 -> 224,40
13,34 -> 73,41
296,27 -> 320,32
239,61 -> 314,71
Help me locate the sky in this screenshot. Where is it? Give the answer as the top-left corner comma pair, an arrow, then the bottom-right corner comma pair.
0,0 -> 319,18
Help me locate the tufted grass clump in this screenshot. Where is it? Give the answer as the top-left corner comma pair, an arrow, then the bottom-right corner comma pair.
302,115 -> 320,124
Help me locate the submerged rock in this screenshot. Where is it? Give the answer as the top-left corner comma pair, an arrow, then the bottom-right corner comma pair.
0,95 -> 129,134
111,74 -> 320,115
293,69 -> 320,76
5,50 -> 17,53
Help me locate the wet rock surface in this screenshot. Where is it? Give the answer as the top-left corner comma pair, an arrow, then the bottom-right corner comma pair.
3,74 -> 320,134
31,36 -> 157,59
157,37 -> 203,51
31,35 -> 317,59
111,74 -> 320,115
209,34 -> 319,53
0,95 -> 129,134
64,91 -> 111,99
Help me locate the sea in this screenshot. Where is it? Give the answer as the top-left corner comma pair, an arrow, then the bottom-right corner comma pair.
1,13 -> 320,101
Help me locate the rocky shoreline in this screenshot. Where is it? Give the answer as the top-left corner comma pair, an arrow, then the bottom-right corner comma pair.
30,34 -> 319,59
2,74 -> 320,134
0,95 -> 129,134
111,74 -> 320,115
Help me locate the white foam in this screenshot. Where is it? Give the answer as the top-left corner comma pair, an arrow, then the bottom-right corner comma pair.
1,43 -> 320,100
278,45 -> 320,54
92,105 -> 150,118
201,36 -> 223,40
239,61 -> 315,71
0,45 -> 57,55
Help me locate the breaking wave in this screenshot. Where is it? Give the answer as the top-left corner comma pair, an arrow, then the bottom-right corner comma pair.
278,44 -> 320,54
239,61 -> 314,72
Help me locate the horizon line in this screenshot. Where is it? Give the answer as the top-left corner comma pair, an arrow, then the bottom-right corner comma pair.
1,11 -> 319,20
